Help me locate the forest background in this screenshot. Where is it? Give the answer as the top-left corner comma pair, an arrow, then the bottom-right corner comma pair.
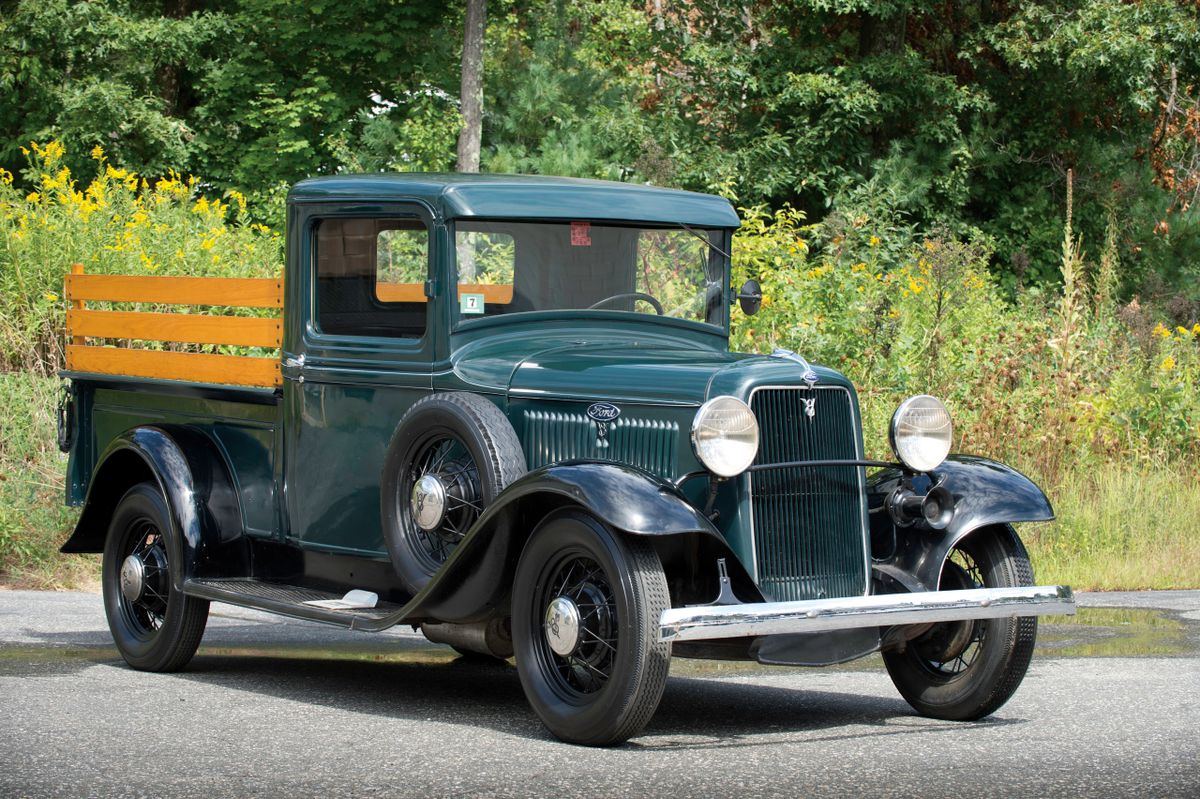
1,0 -> 1198,590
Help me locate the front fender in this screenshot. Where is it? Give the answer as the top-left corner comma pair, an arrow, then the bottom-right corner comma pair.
60,426 -> 249,590
868,455 -> 1053,591
409,461 -> 759,623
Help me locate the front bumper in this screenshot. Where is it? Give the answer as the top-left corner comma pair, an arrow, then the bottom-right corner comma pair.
658,585 -> 1075,643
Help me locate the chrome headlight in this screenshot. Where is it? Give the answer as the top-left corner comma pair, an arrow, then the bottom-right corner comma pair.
889,395 -> 953,472
691,396 -> 759,478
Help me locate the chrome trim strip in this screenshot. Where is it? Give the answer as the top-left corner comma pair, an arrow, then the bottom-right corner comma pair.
658,585 -> 1075,643
745,384 -> 871,597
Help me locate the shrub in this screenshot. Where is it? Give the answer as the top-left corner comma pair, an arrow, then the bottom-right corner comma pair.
0,141 -> 282,375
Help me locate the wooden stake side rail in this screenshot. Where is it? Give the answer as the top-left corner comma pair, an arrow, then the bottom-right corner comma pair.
66,345 -> 282,388
65,273 -> 284,308
64,267 -> 283,388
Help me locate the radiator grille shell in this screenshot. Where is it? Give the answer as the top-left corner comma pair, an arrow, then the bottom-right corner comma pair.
747,386 -> 869,602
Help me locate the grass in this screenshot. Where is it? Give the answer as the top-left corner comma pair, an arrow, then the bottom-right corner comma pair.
1,372 -> 1196,592
1024,465 -> 1200,591
0,372 -> 94,589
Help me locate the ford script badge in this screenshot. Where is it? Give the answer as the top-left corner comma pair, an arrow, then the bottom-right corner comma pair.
586,402 -> 621,423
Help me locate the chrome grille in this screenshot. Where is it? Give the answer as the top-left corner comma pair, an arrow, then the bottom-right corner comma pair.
748,386 -> 868,601
523,410 -> 678,479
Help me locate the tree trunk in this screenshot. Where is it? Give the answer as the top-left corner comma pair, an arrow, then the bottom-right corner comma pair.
456,0 -> 486,173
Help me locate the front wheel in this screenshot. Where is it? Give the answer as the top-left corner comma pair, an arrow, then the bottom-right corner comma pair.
883,525 -> 1037,720
102,483 -> 209,672
512,511 -> 671,746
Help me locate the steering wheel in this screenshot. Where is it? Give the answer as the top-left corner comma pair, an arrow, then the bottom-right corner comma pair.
587,292 -> 665,315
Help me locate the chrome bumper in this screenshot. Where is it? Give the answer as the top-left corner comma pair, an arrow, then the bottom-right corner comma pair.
658,585 -> 1075,643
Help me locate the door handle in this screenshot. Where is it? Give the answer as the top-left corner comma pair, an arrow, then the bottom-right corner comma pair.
283,353 -> 306,383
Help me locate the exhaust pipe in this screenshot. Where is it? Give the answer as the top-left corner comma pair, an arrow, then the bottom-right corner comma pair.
421,617 -> 513,659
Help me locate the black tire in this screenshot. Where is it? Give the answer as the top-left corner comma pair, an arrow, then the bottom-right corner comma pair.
101,482 -> 209,672
512,511 -> 671,746
883,525 -> 1037,720
382,392 -> 526,594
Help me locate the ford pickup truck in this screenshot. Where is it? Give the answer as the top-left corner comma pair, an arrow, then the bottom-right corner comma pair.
57,174 -> 1074,745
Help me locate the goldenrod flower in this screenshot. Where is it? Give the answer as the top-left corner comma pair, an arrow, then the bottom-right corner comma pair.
43,292 -> 59,302
1159,355 -> 1176,372
868,235 -> 881,247
90,145 -> 105,160
1152,322 -> 1171,339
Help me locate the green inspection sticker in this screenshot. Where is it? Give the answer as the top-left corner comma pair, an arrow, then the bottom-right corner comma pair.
460,293 -> 485,314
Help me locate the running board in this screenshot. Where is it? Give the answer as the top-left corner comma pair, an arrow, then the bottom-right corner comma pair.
658,585 -> 1075,643
184,578 -> 408,630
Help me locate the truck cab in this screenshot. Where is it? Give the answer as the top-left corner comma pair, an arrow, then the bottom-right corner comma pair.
60,174 -> 1073,746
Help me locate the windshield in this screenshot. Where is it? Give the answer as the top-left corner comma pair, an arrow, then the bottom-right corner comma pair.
452,220 -> 728,327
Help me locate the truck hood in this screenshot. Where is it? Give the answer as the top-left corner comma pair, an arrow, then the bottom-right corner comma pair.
453,332 -> 851,405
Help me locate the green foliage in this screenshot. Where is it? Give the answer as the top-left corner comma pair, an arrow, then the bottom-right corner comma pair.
0,371 -> 90,589
0,142 -> 282,374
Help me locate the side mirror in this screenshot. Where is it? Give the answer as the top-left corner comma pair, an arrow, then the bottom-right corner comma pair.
736,279 -> 762,316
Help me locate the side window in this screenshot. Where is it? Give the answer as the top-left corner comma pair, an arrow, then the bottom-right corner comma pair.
635,229 -> 716,323
455,223 -> 515,317
315,218 -> 428,338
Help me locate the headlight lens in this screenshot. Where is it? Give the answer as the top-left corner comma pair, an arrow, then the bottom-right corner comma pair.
691,396 -> 760,477
889,395 -> 953,472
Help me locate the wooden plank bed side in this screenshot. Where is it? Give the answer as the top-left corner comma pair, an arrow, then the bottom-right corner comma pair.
67,309 -> 282,348
66,345 -> 281,388
65,273 -> 284,308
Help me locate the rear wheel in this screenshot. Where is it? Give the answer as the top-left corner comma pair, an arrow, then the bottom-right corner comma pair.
883,526 -> 1037,720
102,483 -> 209,672
512,511 -> 671,746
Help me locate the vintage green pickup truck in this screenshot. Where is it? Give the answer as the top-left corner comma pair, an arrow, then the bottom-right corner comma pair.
58,174 -> 1074,745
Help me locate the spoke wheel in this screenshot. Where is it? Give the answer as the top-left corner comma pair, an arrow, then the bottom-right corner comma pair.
102,483 -> 208,672
883,525 -> 1037,720
513,511 -> 670,746
381,393 -> 526,595
402,433 -> 483,573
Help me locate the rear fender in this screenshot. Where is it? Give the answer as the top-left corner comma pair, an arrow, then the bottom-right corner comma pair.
868,455 -> 1053,591
60,426 -> 250,590
410,461 -> 762,623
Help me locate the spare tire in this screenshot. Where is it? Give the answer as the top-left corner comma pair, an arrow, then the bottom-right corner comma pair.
381,392 -> 526,594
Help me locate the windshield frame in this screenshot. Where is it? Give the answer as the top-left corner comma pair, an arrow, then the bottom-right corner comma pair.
447,218 -> 734,336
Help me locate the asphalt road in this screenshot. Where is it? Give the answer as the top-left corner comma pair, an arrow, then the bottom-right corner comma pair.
1,589 -> 1197,798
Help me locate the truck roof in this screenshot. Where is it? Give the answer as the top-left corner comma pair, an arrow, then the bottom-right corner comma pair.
288,173 -> 741,228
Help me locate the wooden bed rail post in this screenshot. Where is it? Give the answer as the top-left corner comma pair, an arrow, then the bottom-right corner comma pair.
70,264 -> 85,347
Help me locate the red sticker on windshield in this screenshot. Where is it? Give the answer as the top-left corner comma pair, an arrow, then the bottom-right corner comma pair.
571,222 -> 592,246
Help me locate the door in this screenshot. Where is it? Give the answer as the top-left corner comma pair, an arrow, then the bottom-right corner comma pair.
281,203 -> 442,557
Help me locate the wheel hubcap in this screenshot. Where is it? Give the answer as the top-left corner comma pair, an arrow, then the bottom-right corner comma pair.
410,474 -> 448,531
544,596 -> 582,656
119,554 -> 145,602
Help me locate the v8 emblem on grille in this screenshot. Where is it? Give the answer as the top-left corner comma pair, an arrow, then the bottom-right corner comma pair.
803,397 -> 817,421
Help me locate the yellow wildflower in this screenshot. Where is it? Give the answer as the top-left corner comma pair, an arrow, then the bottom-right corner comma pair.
1151,322 -> 1171,339
868,235 -> 881,247
851,262 -> 866,272
139,252 -> 159,272
175,249 -> 185,260
923,240 -> 937,252
90,145 -> 105,160
0,167 -> 12,185
106,164 -> 128,181
1193,323 -> 1200,336
26,191 -> 40,203
43,292 -> 59,302
200,238 -> 215,250
1159,355 -> 1176,372
192,196 -> 209,215
124,174 -> 139,192
1177,326 -> 1191,337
